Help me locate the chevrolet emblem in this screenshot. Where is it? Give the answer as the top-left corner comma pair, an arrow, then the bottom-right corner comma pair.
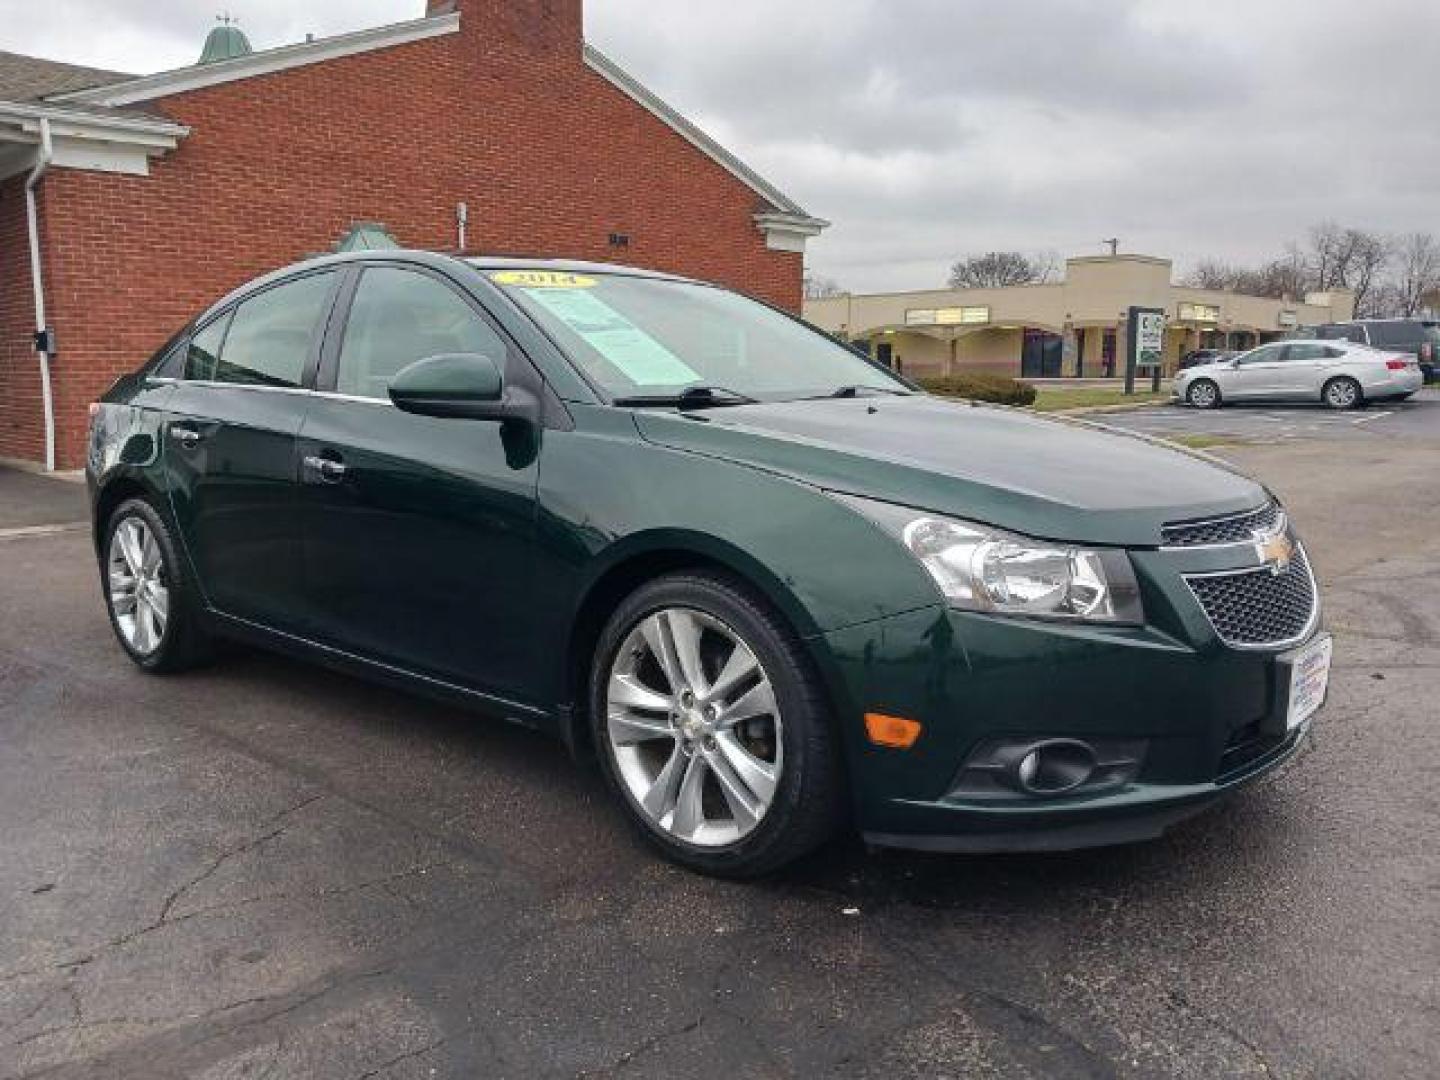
1255,530 -> 1295,575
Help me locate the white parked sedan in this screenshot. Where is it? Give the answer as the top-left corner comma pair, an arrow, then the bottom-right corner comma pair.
1173,339 -> 1425,410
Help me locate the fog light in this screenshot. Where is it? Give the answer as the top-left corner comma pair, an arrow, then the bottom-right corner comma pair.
947,736 -> 1147,801
1011,741 -> 1096,796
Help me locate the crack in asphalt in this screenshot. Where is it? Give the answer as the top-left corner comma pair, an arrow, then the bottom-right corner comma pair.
353,1036 -> 448,1079
12,968 -> 397,1080
156,793 -> 326,926
0,795 -> 326,992
1161,988 -> 1275,1076
0,863 -> 438,1025
576,1017 -> 705,1079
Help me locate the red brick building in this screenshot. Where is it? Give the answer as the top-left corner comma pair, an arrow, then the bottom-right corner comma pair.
0,0 -> 826,469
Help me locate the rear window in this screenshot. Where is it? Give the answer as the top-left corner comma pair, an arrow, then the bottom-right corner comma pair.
211,272 -> 337,388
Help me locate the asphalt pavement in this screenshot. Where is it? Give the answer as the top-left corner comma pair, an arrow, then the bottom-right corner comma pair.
1,406 -> 1437,1079
1100,386 -> 1440,443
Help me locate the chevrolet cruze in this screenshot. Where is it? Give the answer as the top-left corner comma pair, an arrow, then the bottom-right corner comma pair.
88,252 -> 1331,876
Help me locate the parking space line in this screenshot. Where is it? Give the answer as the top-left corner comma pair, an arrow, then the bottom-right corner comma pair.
1353,411 -> 1393,425
0,522 -> 88,541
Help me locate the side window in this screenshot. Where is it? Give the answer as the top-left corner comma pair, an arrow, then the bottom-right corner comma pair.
1324,346 -> 1347,359
184,312 -> 233,381
1285,344 -> 1324,362
1242,344 -> 1285,364
335,267 -> 509,401
212,272 -> 336,388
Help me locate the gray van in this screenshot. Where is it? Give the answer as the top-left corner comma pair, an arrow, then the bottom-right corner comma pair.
1316,320 -> 1439,383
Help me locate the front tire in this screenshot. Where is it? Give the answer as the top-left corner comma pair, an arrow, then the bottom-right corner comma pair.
590,571 -> 842,877
102,498 -> 212,673
1323,377 -> 1363,411
1187,379 -> 1221,410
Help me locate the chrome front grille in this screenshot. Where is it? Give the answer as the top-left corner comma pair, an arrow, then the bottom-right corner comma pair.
1162,503 -> 1281,548
1185,547 -> 1318,649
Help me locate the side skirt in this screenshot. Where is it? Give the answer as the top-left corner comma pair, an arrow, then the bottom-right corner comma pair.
206,610 -> 559,737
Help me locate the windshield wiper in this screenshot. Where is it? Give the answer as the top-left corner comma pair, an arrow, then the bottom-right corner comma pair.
826,385 -> 911,399
613,385 -> 758,410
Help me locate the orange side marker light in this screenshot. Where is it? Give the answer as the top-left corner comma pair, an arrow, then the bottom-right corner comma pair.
864,713 -> 922,750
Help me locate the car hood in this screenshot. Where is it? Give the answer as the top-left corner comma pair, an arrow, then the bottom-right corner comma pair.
633,395 -> 1267,547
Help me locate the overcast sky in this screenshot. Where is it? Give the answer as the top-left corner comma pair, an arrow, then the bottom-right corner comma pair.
4,0 -> 1438,291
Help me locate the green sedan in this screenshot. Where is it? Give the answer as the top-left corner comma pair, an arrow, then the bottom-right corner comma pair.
87,252 -> 1331,876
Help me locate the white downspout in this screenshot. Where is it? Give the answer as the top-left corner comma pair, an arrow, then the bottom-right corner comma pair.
25,117 -> 56,472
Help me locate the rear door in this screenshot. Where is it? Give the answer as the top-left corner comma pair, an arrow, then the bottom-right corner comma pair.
296,263 -> 543,700
165,269 -> 341,631
1274,342 -> 1331,397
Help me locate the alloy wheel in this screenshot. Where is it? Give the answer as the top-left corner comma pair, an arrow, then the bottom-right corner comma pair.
605,607 -> 783,847
1188,381 -> 1218,408
1326,380 -> 1358,409
108,517 -> 170,656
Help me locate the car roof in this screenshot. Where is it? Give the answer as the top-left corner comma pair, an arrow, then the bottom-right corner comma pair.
195,250 -> 703,326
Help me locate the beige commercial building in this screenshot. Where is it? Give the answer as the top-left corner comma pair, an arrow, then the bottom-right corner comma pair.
804,254 -> 1355,379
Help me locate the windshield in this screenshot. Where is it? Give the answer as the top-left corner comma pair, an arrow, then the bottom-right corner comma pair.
484,269 -> 907,402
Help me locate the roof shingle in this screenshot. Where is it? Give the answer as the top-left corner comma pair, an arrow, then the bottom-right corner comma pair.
0,49 -> 133,103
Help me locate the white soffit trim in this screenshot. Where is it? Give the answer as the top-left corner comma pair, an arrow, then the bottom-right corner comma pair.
583,44 -> 828,235
50,13 -> 461,108
754,212 -> 829,253
0,101 -> 187,178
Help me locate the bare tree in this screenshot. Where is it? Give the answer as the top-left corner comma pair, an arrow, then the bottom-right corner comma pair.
1183,259 -> 1249,291
1304,223 -> 1390,315
1182,254 -> 1306,300
1388,233 -> 1440,317
803,273 -> 847,300
948,251 -> 1055,289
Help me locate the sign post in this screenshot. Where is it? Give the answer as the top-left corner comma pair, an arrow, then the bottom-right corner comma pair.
1125,306 -> 1166,395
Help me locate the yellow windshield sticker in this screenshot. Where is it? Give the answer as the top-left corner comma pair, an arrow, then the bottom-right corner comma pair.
491,270 -> 597,289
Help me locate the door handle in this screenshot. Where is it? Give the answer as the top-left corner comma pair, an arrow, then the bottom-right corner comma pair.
170,426 -> 204,450
303,455 -> 348,483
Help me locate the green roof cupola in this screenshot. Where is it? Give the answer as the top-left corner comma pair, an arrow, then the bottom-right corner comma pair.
199,15 -> 253,65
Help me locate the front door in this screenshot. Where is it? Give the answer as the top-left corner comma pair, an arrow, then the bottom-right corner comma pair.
165,269 -> 340,631
1226,343 -> 1290,399
296,264 -> 542,700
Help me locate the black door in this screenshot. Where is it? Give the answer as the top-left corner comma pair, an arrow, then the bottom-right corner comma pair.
1021,330 -> 1063,378
296,264 -> 542,701
165,269 -> 340,631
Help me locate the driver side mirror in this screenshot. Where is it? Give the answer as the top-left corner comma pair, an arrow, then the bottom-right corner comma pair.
389,353 -> 538,424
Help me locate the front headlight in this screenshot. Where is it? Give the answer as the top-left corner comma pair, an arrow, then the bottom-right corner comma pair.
834,494 -> 1144,625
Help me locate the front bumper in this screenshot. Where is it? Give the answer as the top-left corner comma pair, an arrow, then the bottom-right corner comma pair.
814,544 -> 1323,853
864,720 -> 1307,852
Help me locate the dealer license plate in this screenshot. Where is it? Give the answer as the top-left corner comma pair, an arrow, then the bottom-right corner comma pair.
1285,634 -> 1332,731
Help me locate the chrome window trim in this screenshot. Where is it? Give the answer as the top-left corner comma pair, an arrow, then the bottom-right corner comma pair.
1182,542 -> 1322,652
147,377 -> 396,408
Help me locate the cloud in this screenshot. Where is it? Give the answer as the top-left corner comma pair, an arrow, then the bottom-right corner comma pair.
5,0 -> 1437,291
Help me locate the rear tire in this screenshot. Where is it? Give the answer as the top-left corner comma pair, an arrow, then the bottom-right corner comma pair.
1322,377 -> 1363,411
590,571 -> 843,877
1187,379 -> 1221,410
102,498 -> 213,673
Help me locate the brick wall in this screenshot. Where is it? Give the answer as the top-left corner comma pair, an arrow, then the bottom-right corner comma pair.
3,0 -> 804,467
